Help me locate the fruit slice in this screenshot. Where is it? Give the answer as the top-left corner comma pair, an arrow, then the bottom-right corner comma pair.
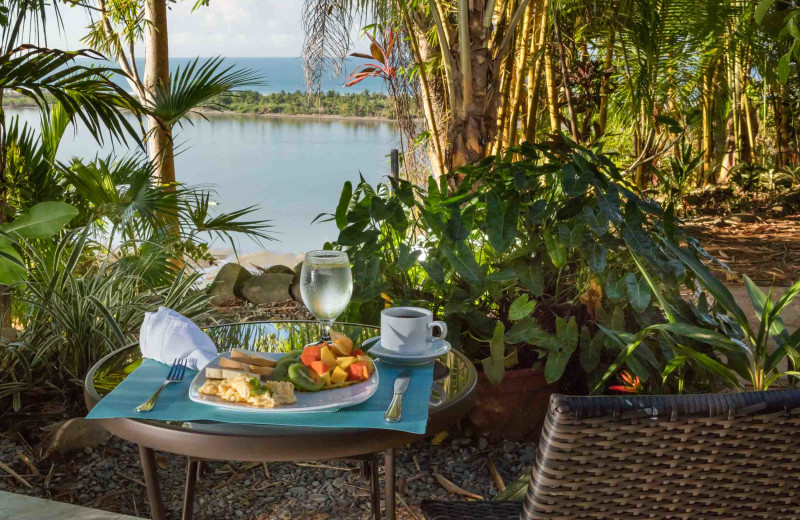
300,345 -> 322,367
347,361 -> 370,381
320,371 -> 332,387
309,360 -> 330,376
330,366 -> 348,384
335,356 -> 356,369
320,346 -> 338,367
351,349 -> 366,357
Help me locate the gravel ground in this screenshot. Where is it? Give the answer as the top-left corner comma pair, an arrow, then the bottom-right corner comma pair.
0,432 -> 535,519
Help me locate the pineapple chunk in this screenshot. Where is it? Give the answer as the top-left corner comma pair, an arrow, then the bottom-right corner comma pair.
331,366 -> 348,384
320,371 -> 332,387
336,356 -> 356,369
320,346 -> 338,367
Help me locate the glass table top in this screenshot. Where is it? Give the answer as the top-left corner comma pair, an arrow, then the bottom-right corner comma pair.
86,321 -> 477,435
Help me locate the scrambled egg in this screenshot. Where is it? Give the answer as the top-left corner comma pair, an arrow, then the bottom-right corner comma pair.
198,375 -> 297,408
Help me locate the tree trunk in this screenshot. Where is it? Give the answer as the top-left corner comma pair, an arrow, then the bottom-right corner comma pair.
450,5 -> 497,170
506,2 -> 534,149
598,28 -> 614,136
524,0 -> 547,142
144,0 -> 175,186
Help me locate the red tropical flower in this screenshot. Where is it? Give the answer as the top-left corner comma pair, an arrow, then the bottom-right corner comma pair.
608,370 -> 643,394
345,28 -> 398,87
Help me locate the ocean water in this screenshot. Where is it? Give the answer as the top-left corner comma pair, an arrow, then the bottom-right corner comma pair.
76,56 -> 385,95
6,106 -> 397,255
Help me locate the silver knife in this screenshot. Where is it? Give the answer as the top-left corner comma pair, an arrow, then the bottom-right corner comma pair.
385,371 -> 412,423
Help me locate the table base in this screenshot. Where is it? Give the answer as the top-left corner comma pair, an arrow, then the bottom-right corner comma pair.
137,445 -> 397,520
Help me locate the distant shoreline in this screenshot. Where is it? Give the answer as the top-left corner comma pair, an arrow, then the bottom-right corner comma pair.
2,101 -> 397,123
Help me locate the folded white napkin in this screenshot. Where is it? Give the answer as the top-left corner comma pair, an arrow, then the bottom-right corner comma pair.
139,307 -> 217,370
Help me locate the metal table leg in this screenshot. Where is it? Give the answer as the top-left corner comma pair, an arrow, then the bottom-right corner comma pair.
183,459 -> 199,520
138,445 -> 166,520
368,457 -> 381,520
385,448 -> 395,520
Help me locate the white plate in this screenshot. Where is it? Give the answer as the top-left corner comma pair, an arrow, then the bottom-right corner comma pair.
188,351 -> 379,413
363,337 -> 451,366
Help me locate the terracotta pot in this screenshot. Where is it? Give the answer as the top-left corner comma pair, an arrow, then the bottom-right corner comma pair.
469,367 -> 558,441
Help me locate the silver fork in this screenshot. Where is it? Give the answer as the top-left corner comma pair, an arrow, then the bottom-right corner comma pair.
136,358 -> 187,412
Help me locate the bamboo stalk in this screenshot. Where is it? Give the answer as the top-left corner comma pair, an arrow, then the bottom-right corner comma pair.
544,40 -> 559,133
507,1 -> 534,148
524,0 -> 547,142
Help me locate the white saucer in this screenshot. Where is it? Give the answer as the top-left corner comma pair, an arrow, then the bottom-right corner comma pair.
363,337 -> 451,366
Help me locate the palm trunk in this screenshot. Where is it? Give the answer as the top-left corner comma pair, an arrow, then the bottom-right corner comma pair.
144,0 -> 175,186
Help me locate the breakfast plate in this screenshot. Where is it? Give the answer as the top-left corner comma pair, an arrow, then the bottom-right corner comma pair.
189,350 -> 379,413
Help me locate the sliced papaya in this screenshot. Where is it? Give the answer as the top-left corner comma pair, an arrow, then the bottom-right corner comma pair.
309,360 -> 330,376
300,345 -> 322,367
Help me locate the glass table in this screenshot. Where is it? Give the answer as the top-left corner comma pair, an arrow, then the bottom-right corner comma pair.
84,321 -> 478,520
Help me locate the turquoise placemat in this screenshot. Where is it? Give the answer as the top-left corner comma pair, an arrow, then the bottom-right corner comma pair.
87,359 -> 433,434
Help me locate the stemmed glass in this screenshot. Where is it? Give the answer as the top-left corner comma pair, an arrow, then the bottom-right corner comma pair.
300,250 -> 353,344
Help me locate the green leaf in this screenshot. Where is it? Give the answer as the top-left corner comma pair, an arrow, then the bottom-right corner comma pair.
505,318 -> 554,345
624,273 -> 651,312
561,163 -> 591,197
673,343 -> 742,389
755,0 -> 776,24
337,224 -> 377,246
662,239 -> 750,332
481,322 -> 506,385
647,322 -> 750,356
778,52 -> 791,84
494,474 -> 530,501
744,276 -> 787,342
515,260 -> 544,296
4,201 -> 78,238
398,244 -> 420,271
421,258 -> 445,284
592,325 -> 644,393
440,241 -> 483,285
509,294 -> 537,320
579,325 -> 603,373
0,246 -> 27,285
335,181 -> 352,230
544,317 -> 578,383
544,231 -> 567,269
605,271 -> 624,302
487,269 -> 518,282
587,244 -> 607,273
486,191 -> 518,253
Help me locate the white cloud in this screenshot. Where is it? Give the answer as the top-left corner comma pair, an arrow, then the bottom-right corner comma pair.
45,0 -> 369,58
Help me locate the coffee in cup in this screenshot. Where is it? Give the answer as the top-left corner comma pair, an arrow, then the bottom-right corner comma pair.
380,307 -> 447,355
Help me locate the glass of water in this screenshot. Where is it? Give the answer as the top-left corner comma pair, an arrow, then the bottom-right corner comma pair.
300,250 -> 353,343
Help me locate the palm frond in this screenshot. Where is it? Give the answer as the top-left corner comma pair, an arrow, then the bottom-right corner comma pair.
0,45 -> 145,146
148,56 -> 264,127
302,0 -> 355,94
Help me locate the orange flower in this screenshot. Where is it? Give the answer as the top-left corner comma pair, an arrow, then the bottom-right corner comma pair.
608,370 -> 642,394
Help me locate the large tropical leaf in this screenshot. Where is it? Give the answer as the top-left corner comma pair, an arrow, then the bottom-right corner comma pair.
148,57 -> 264,127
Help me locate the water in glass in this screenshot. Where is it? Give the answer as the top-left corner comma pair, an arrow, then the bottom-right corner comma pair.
300,251 -> 353,342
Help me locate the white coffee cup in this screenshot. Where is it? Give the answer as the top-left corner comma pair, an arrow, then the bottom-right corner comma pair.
380,307 -> 448,355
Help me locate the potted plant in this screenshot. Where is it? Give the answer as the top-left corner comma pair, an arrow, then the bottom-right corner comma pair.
322,139 -> 712,439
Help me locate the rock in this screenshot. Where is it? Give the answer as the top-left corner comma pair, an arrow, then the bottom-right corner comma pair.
264,265 -> 295,275
728,213 -> 758,223
290,261 -> 304,304
241,273 -> 294,305
208,263 -> 253,306
41,418 -> 110,458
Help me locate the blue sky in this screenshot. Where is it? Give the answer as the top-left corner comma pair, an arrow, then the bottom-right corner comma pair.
48,0 -> 366,58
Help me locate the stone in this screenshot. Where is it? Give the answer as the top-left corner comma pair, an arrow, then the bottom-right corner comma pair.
241,274 -> 294,305
264,265 -> 295,275
290,261 -> 304,304
41,418 -> 110,459
208,263 -> 252,306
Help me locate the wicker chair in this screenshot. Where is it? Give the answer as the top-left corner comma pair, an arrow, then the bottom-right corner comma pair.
422,389 -> 800,519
